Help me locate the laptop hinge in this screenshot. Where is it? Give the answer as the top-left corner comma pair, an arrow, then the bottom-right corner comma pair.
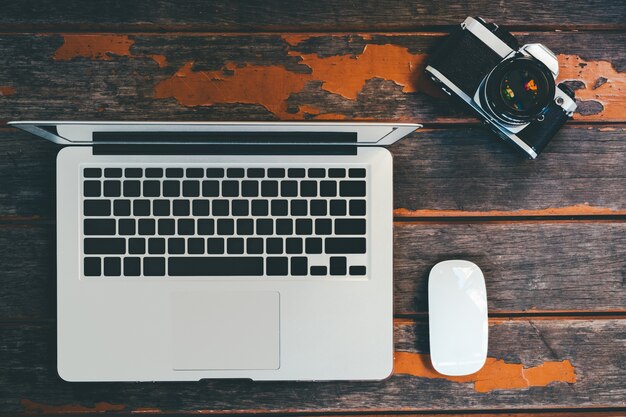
92,131 -> 357,144
92,144 -> 357,156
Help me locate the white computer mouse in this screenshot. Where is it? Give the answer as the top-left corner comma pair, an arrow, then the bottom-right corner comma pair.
428,260 -> 488,376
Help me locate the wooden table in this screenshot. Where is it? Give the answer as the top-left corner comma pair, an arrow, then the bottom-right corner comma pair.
1,1 -> 625,415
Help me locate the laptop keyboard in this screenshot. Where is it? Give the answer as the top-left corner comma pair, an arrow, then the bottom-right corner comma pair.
81,166 -> 368,278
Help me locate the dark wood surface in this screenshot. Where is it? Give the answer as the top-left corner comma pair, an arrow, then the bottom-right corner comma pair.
1,0 -> 625,415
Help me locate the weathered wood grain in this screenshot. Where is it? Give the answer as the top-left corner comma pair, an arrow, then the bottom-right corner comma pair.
0,32 -> 624,125
2,125 -> 625,219
0,319 -> 623,414
0,0 -> 624,31
2,221 -> 625,320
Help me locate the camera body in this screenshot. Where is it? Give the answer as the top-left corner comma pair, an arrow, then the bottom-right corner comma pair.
425,17 -> 577,159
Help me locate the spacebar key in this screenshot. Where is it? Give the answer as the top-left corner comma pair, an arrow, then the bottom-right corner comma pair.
168,257 -> 264,276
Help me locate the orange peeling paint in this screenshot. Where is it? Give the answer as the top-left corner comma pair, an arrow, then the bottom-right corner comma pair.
394,352 -> 576,393
53,34 -> 134,61
21,399 -> 125,414
281,34 -> 315,46
150,54 -> 168,68
0,86 -> 15,96
394,203 -> 626,218
296,104 -> 349,120
558,54 -> 626,120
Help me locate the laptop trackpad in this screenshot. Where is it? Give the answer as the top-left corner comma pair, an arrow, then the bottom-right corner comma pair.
171,291 -> 280,370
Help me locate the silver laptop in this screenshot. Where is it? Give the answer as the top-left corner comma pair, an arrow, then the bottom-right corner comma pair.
10,121 -> 419,382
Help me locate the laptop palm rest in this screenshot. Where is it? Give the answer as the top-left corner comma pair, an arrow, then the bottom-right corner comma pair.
171,291 -> 280,371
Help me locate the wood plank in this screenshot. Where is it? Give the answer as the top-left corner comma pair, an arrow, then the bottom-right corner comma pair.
0,1 -> 624,31
0,32 -> 624,125
1,319 -> 624,414
2,221 -> 625,319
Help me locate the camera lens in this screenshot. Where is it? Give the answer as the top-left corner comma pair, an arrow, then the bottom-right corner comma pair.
484,57 -> 555,123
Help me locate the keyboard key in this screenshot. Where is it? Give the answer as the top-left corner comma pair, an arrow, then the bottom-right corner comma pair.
84,219 -> 116,235
241,180 -> 258,197
330,200 -> 347,216
172,199 -> 190,216
251,200 -> 268,216
123,180 -> 141,197
281,181 -> 298,197
349,200 -> 366,215
125,168 -> 142,178
83,168 -> 101,178
103,181 -> 121,197
227,168 -> 245,178
197,219 -> 215,235
266,257 -> 288,276
133,200 -> 150,216
217,219 -> 234,235
328,168 -> 345,178
276,219 -> 293,235
152,200 -> 170,216
84,238 -> 125,254
290,200 -> 307,216
166,168 -> 183,178
308,168 -> 325,178
84,257 -> 101,276
325,238 -> 366,254
232,200 -> 249,216
202,180 -> 219,197
148,238 -> 166,254
305,238 -> 322,254
296,219 -> 312,235
104,168 -> 122,178
206,168 -> 224,178
350,265 -> 367,276
128,238 -> 145,254
227,238 -> 245,254
246,238 -> 263,254
124,257 -> 141,276
168,238 -> 185,254
271,200 -> 288,216
192,200 -> 210,216
186,168 -> 204,178
143,257 -> 165,276
237,219 -> 254,235
145,168 -> 163,178
83,180 -> 101,197
300,181 -> 317,197
247,168 -> 265,178
310,266 -> 327,276
169,257 -> 263,276
349,168 -> 366,178
162,180 -> 180,197
256,219 -> 273,235
178,219 -> 195,235
212,200 -> 229,216
118,219 -> 136,235
261,181 -> 278,197
320,181 -> 337,197
310,200 -> 327,216
287,168 -> 305,178
113,200 -> 131,216
339,181 -> 366,197
158,219 -> 175,235
285,237 -> 303,254
315,219 -> 332,235
187,238 -> 205,254
330,256 -> 347,275
266,238 -> 283,254
268,168 -> 285,178
138,219 -> 155,235
335,219 -> 366,235
222,180 -> 239,197
103,257 -> 121,276
143,180 -> 160,197
207,238 -> 225,254
290,257 -> 308,275
182,180 -> 200,197
84,200 -> 110,216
